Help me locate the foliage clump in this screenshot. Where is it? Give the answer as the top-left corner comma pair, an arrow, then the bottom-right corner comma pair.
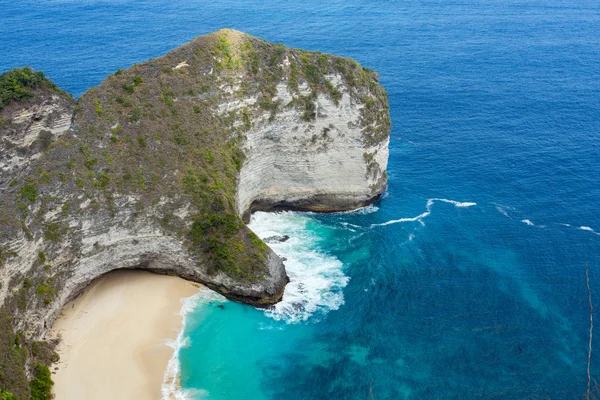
0,67 -> 65,111
18,184 -> 38,203
0,389 -> 18,400
0,305 -> 58,400
29,364 -> 53,400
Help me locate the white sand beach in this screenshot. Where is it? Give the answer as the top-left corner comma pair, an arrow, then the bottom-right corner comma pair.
50,270 -> 199,400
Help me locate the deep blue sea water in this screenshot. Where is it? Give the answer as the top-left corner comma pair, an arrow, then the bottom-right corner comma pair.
2,0 -> 600,398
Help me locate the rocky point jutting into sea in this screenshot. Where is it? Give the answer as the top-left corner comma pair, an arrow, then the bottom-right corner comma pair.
0,29 -> 390,399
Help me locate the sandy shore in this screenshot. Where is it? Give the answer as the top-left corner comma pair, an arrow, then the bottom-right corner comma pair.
50,270 -> 199,400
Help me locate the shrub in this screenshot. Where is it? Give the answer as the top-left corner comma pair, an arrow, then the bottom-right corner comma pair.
36,284 -> 52,296
288,61 -> 299,92
38,171 -> 51,185
95,173 -> 110,189
84,158 -> 97,170
29,363 -> 53,400
130,107 -> 141,121
190,213 -> 241,241
301,96 -> 316,122
0,67 -> 61,110
16,202 -> 29,217
122,83 -> 134,94
231,147 -> 245,171
317,54 -> 329,70
161,89 -> 175,106
44,223 -> 62,242
242,109 -> 251,130
303,63 -> 322,86
0,389 -> 18,400
324,80 -> 342,105
173,134 -> 189,146
94,99 -> 103,116
19,184 -> 37,203
23,278 -> 32,289
212,36 -> 234,70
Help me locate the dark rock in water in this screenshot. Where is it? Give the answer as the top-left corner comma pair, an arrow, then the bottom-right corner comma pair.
218,304 -> 225,309
264,235 -> 290,243
281,257 -> 287,262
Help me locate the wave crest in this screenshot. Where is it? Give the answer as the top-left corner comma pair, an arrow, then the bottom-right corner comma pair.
249,211 -> 349,324
372,198 -> 477,228
162,289 -> 225,400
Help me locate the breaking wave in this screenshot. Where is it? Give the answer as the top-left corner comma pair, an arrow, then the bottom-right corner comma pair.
579,226 -> 600,236
249,211 -> 349,323
162,289 -> 226,400
371,198 -> 477,227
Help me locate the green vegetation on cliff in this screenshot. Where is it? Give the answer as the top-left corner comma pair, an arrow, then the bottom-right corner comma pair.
0,390 -> 17,400
0,306 -> 57,400
0,67 -> 67,111
28,364 -> 53,400
2,29 -> 388,282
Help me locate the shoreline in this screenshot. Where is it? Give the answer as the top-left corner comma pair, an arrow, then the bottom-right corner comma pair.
49,270 -> 199,400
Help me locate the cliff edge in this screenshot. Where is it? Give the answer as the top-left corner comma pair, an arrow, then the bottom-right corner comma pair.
0,29 -> 389,398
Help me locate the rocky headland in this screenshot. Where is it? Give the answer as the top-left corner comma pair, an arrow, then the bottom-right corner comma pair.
0,29 -> 389,399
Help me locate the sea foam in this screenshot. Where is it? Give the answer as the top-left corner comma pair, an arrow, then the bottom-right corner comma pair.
249,211 -> 349,323
162,289 -> 226,400
371,198 -> 477,228
579,226 -> 600,235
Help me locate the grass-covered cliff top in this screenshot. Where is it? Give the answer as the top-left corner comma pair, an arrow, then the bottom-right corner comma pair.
0,67 -> 69,111
2,29 -> 389,282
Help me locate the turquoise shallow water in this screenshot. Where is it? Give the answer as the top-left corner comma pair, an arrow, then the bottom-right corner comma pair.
2,0 -> 600,398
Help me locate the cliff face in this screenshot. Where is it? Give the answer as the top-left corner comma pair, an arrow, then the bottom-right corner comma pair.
238,78 -> 389,220
0,30 -> 389,398
0,74 -> 74,182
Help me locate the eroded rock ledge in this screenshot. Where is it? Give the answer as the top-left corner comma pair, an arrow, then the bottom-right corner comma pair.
0,29 -> 389,398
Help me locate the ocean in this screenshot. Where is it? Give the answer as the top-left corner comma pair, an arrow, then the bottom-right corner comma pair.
2,0 -> 599,398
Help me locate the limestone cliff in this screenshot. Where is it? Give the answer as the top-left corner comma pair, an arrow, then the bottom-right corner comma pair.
0,29 -> 389,398
0,69 -> 74,182
238,77 -> 389,220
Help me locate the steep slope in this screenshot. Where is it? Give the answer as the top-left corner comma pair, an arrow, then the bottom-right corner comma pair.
0,67 -> 74,182
0,29 -> 390,398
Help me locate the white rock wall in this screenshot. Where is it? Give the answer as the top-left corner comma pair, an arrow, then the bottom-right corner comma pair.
237,80 -> 389,217
0,93 -> 73,180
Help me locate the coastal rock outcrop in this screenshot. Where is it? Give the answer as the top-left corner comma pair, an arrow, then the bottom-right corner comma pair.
238,78 -> 389,220
0,29 -> 389,398
0,69 -> 74,182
